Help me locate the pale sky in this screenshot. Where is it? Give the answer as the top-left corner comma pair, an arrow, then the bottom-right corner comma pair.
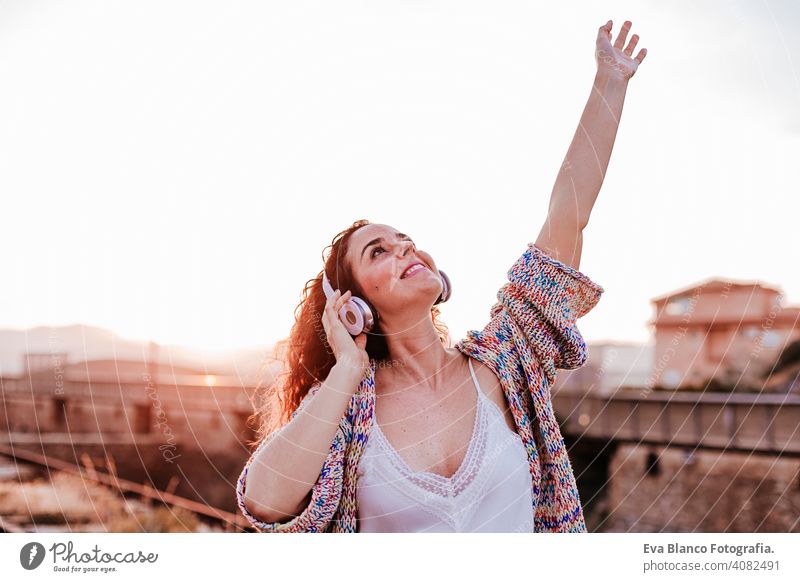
1,0 -> 798,351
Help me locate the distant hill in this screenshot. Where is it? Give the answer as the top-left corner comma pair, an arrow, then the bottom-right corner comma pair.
0,323 -> 276,385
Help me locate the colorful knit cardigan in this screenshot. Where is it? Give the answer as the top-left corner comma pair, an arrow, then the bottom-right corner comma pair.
236,241 -> 604,532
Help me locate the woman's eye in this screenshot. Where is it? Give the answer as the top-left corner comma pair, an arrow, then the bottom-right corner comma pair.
370,241 -> 414,258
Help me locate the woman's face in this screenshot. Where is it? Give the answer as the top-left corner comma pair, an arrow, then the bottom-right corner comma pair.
344,223 -> 442,319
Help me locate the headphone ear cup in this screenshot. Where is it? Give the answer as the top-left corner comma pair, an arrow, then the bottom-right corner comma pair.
434,270 -> 452,305
339,295 -> 377,336
322,271 -> 376,336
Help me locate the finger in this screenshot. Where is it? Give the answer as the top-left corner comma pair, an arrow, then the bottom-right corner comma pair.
336,290 -> 351,310
332,289 -> 349,313
324,303 -> 339,332
320,308 -> 330,333
614,20 -> 631,50
634,47 -> 647,64
598,19 -> 612,40
624,33 -> 639,57
321,312 -> 340,353
322,300 -> 336,327
327,289 -> 341,311
321,318 -> 331,349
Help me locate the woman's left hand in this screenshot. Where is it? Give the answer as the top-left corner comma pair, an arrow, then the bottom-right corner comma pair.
595,19 -> 647,81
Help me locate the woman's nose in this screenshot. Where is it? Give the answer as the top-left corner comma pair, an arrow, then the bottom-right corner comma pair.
396,241 -> 413,257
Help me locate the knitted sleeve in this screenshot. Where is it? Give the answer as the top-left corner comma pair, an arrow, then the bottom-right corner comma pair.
490,241 -> 604,376
235,381 -> 347,532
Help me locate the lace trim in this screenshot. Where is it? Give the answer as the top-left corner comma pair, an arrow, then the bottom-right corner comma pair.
370,391 -> 487,499
368,440 -> 497,531
362,390 -> 527,531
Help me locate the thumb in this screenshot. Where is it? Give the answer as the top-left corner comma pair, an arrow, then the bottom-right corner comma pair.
354,333 -> 367,350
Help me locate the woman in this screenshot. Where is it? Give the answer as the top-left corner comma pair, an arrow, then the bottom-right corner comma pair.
237,19 -> 646,533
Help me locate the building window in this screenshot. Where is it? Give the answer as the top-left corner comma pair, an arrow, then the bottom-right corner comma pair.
665,297 -> 690,316
662,369 -> 681,388
743,326 -> 760,339
762,330 -> 780,348
645,451 -> 661,477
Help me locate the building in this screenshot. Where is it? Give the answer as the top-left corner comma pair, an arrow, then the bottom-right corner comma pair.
648,278 -> 800,391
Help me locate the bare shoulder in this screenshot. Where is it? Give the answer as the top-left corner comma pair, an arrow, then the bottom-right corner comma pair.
455,351 -> 517,433
470,358 -> 501,392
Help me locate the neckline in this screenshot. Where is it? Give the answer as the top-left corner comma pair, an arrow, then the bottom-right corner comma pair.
370,357 -> 485,483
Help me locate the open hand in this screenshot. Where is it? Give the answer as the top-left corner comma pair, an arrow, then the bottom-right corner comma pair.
320,289 -> 370,376
595,19 -> 647,81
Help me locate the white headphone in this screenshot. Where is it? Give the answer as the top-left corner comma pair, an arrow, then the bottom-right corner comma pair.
321,269 -> 451,336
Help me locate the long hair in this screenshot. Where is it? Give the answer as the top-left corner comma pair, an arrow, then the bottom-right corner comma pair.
246,219 -> 450,448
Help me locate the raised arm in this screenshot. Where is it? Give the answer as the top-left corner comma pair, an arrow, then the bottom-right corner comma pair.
535,19 -> 647,269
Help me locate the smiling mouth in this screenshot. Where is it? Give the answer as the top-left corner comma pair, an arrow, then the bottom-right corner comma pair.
401,263 -> 428,279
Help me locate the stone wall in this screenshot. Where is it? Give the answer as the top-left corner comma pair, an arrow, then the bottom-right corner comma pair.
603,443 -> 800,532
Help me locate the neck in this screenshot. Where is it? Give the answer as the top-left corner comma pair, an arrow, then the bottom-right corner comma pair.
377,314 -> 456,390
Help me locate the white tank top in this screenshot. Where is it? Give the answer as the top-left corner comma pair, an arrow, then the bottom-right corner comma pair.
356,358 -> 534,532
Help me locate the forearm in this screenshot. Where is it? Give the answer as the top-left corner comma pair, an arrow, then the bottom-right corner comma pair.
243,363 -> 362,522
548,69 -> 629,230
